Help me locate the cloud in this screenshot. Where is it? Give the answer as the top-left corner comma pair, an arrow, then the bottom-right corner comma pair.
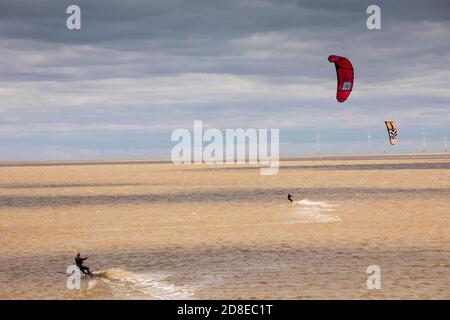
0,0 -> 449,159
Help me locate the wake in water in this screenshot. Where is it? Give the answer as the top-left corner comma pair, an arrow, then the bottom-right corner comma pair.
90,268 -> 194,300
292,199 -> 341,223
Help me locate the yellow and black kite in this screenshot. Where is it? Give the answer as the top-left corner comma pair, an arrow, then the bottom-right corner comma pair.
385,121 -> 398,145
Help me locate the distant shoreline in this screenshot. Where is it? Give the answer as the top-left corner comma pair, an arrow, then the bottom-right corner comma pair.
0,152 -> 449,168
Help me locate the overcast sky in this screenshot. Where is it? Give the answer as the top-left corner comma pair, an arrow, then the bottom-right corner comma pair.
0,0 -> 449,159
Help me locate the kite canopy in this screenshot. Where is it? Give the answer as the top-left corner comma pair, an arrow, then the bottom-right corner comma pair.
385,120 -> 398,145
328,55 -> 354,103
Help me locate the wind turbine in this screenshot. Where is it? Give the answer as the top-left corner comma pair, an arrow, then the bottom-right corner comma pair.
316,134 -> 320,156
422,129 -> 426,153
445,135 -> 448,153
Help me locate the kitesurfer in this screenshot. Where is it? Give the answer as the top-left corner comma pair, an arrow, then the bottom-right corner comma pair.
75,253 -> 94,277
287,194 -> 293,202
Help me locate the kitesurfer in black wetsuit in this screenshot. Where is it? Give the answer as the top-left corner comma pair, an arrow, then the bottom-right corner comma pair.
75,253 -> 93,277
287,194 -> 293,202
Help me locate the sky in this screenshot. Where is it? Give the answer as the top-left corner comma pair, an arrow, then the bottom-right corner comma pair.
0,0 -> 449,160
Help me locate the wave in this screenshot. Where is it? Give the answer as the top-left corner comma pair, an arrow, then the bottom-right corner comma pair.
293,199 -> 341,223
94,268 -> 136,280
295,199 -> 337,208
91,268 -> 194,299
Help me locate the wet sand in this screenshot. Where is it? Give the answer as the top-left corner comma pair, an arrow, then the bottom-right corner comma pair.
0,154 -> 449,299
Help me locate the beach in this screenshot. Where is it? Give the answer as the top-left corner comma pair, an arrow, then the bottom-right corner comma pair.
0,154 -> 449,299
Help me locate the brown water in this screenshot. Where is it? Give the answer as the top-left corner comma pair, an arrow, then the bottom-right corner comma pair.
0,154 -> 449,299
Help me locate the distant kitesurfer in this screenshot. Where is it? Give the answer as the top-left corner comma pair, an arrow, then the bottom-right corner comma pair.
287,194 -> 293,202
75,253 -> 94,277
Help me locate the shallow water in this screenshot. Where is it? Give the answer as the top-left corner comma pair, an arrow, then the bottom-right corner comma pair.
0,154 -> 449,299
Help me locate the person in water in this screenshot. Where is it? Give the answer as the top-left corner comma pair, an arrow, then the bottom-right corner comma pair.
75,253 -> 93,277
287,194 -> 293,202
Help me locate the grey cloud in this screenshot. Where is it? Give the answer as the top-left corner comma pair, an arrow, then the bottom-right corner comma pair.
0,0 -> 449,159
